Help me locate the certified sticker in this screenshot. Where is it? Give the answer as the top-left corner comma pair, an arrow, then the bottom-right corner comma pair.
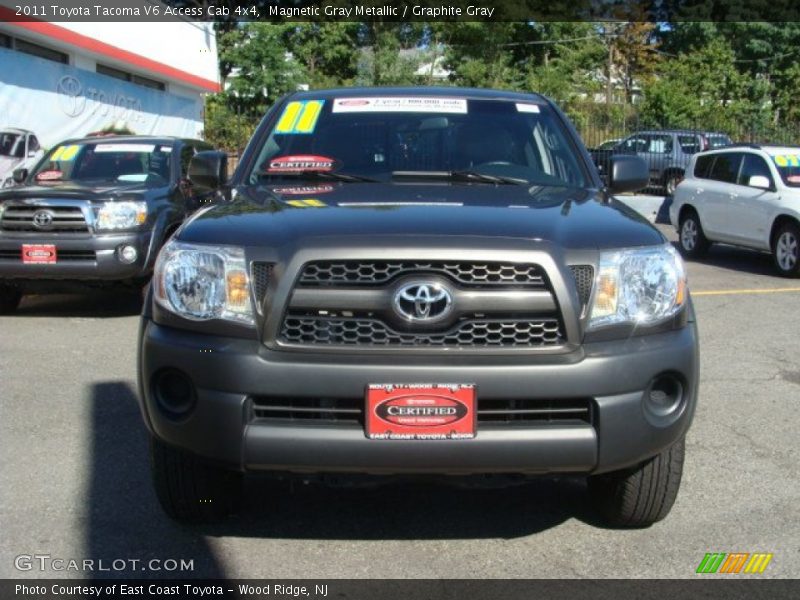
35,170 -> 63,181
266,155 -> 336,172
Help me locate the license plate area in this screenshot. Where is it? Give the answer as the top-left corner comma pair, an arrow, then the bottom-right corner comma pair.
366,384 -> 476,440
22,244 -> 57,264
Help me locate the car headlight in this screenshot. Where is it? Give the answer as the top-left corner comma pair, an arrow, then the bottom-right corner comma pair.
154,241 -> 254,325
95,201 -> 147,230
588,244 -> 687,329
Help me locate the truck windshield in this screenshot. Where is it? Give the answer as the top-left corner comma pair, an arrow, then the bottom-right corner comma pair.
249,96 -> 588,188
766,149 -> 800,187
30,141 -> 173,185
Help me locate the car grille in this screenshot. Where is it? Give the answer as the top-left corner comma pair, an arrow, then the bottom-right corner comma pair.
273,259 -> 590,350
1,205 -> 89,233
299,261 -> 547,288
251,396 -> 593,426
281,314 -> 563,347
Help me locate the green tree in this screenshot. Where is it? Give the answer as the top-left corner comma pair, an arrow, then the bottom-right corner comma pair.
283,23 -> 361,88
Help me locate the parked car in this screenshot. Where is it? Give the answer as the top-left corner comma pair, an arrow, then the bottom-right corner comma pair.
0,135 -> 218,312
138,87 -> 698,528
671,144 -> 800,277
0,128 -> 43,189
593,129 -> 732,194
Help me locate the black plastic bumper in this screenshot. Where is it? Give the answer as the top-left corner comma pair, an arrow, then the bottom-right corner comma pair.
137,319 -> 699,476
0,230 -> 153,281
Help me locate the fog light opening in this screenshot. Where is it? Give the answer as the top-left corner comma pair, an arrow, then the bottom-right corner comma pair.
152,368 -> 196,419
117,245 -> 138,264
646,374 -> 684,418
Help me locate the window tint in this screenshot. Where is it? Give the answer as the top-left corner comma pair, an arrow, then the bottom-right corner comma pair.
678,135 -> 701,154
708,153 -> 742,184
622,136 -> 647,153
694,154 -> 715,178
180,145 -> 197,176
738,154 -> 772,187
28,135 -> 40,153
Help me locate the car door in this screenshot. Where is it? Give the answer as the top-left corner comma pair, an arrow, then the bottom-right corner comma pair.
699,152 -> 743,240
727,153 -> 778,249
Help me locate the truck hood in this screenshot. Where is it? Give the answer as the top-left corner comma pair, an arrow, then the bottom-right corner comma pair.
179,182 -> 665,250
0,181 -> 162,202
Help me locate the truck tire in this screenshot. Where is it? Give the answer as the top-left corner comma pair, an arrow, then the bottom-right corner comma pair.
772,221 -> 800,277
588,436 -> 685,528
0,286 -> 22,314
150,435 -> 242,523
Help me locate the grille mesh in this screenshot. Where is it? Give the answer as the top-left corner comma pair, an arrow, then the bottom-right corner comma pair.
568,265 -> 594,312
280,315 -> 563,347
251,262 -> 273,308
299,261 -> 546,287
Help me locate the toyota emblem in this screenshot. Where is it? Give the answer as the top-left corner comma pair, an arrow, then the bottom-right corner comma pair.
393,282 -> 453,323
32,210 -> 54,229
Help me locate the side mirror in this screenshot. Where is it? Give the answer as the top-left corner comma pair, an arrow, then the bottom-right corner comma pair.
187,151 -> 228,194
28,150 -> 37,158
607,155 -> 648,194
12,168 -> 28,184
748,175 -> 771,190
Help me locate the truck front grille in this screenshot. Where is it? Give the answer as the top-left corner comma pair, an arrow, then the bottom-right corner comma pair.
299,261 -> 547,288
280,314 -> 563,347
1,205 -> 89,233
251,396 -> 593,426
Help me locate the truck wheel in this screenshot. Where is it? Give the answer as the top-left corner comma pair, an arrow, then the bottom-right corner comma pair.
150,435 -> 242,523
773,221 -> 800,277
678,210 -> 710,258
0,286 -> 22,314
588,436 -> 685,528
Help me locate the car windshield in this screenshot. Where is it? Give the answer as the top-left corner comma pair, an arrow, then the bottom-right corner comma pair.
248,96 -> 588,188
706,135 -> 731,149
0,132 -> 24,158
765,148 -> 800,187
30,141 -> 174,185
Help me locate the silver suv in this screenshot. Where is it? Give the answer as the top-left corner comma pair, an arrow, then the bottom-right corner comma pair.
671,144 -> 800,276
595,130 -> 731,195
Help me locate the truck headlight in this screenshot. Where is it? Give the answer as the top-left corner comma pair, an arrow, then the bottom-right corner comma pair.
154,241 -> 254,325
96,201 -> 147,230
588,244 -> 686,329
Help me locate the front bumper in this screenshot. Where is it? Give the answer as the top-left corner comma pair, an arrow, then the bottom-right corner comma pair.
0,230 -> 153,282
138,318 -> 699,476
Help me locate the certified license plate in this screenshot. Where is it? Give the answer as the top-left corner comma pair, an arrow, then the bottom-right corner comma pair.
366,384 -> 476,440
22,244 -> 57,264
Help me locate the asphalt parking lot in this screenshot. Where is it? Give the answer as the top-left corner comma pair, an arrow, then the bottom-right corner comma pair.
1,219 -> 798,580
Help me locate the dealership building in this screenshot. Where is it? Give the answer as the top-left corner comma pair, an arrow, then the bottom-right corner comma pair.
0,11 -> 219,149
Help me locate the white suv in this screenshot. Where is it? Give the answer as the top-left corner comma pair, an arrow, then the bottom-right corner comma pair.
670,145 -> 800,276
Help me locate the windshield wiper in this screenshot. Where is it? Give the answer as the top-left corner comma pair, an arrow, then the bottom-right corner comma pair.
391,170 -> 528,185
259,170 -> 378,183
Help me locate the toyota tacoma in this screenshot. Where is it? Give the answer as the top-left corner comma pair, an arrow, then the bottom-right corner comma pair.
138,88 -> 698,527
0,135 -> 214,312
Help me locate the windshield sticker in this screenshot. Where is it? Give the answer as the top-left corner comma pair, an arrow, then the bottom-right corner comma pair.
332,97 -> 468,114
266,155 -> 336,172
50,145 -> 79,161
275,100 -> 325,134
771,154 -> 800,167
516,103 -> 541,113
285,198 -> 327,208
787,175 -> 800,183
273,185 -> 335,195
35,169 -> 64,181
94,143 -> 155,153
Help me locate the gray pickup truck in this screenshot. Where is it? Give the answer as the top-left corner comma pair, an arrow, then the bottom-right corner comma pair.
137,87 -> 698,528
